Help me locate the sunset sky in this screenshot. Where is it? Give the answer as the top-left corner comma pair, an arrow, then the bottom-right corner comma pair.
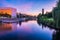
0,0 -> 57,16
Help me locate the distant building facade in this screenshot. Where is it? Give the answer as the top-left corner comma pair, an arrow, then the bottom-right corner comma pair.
0,7 -> 17,18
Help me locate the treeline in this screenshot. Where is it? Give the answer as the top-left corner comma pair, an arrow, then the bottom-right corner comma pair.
37,12 -> 54,28
37,12 -> 52,18
43,12 -> 52,18
17,13 -> 36,18
0,12 -> 11,18
37,0 -> 60,29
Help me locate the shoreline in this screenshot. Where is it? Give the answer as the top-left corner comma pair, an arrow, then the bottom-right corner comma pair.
37,19 -> 60,30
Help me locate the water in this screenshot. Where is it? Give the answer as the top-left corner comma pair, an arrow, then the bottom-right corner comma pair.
0,20 -> 56,40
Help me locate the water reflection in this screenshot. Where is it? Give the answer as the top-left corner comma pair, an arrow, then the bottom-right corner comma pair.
37,20 -> 60,40
17,20 -> 56,40
0,23 -> 18,36
37,20 -> 49,29
0,19 -> 57,40
52,31 -> 60,40
19,19 -> 35,26
0,23 -> 12,31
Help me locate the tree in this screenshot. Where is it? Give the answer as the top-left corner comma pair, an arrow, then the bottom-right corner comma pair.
52,0 -> 60,27
44,12 -> 52,18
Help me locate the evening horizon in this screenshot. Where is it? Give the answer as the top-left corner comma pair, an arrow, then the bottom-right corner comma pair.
0,0 -> 57,16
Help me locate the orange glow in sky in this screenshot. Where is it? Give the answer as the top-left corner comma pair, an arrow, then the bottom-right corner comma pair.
0,0 -> 57,16
0,9 -> 12,15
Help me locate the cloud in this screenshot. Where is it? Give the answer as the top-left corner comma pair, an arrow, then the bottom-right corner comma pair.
0,0 -> 57,16
0,0 -> 33,13
16,3 -> 33,12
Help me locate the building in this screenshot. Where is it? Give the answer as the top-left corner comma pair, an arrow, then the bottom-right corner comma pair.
0,7 -> 17,18
42,8 -> 44,15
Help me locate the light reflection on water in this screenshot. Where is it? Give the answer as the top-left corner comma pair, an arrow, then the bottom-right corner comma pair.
0,20 -> 56,40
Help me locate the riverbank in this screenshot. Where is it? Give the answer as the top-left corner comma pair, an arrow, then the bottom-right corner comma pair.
37,17 -> 60,30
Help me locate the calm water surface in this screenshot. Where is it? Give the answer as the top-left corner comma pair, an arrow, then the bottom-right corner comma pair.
0,20 -> 56,40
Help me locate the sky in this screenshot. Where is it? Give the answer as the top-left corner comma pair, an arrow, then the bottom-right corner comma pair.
0,0 -> 57,16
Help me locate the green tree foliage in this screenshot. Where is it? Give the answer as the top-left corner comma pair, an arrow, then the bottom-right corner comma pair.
57,0 -> 60,8
52,0 -> 60,27
37,13 -> 42,18
44,12 -> 52,18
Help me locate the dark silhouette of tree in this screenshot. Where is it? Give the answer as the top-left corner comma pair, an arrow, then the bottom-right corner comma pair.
44,12 -> 52,18
16,13 -> 22,18
52,31 -> 60,40
0,12 -> 11,18
52,0 -> 60,27
57,0 -> 60,8
37,13 -> 42,18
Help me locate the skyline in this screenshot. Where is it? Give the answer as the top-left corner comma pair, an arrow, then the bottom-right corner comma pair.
0,0 -> 57,16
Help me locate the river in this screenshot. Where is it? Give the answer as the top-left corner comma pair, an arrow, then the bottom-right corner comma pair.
0,20 -> 57,40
